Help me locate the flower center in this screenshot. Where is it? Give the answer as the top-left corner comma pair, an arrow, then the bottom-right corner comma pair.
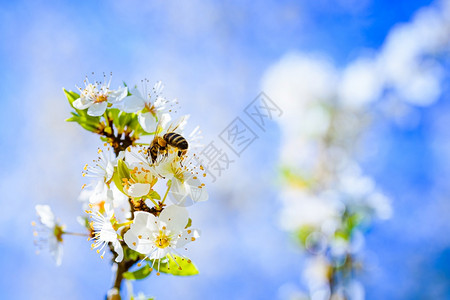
155,230 -> 170,248
53,225 -> 64,243
144,103 -> 156,115
95,94 -> 108,103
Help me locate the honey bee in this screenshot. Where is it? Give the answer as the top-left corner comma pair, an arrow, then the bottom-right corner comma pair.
148,116 -> 189,163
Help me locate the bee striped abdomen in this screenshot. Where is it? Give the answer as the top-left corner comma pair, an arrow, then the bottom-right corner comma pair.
164,133 -> 188,150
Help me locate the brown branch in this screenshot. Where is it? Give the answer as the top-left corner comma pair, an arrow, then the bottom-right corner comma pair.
96,122 -> 136,156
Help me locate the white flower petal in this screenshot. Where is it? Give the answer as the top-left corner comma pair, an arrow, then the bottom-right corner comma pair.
169,178 -> 190,206
149,248 -> 168,260
51,239 -> 63,266
87,102 -> 108,116
175,228 -> 200,248
124,230 -> 145,254
129,88 -> 143,99
127,183 -> 151,198
113,240 -> 124,263
105,161 -> 115,182
108,86 -> 128,103
73,97 -> 91,110
124,221 -> 155,255
186,176 -> 209,203
35,205 -> 55,228
133,211 -> 158,231
121,95 -> 146,113
138,112 -> 158,133
110,182 -> 131,221
159,205 -> 189,234
89,181 -> 108,204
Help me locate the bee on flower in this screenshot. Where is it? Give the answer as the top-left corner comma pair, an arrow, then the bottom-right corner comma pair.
146,114 -> 189,164
34,76 -> 209,299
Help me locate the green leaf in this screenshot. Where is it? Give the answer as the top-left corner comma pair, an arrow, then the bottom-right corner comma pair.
120,112 -> 135,128
77,121 -> 99,132
123,263 -> 152,280
155,255 -> 199,276
124,247 -> 142,261
63,88 -> 80,108
148,190 -> 161,201
112,159 -> 134,195
118,159 -> 132,179
112,170 -> 125,195
107,108 -> 121,124
63,88 -> 102,132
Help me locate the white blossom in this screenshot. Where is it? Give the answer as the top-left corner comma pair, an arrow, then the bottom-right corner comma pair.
155,153 -> 208,205
88,207 -> 123,262
120,80 -> 177,133
82,148 -> 124,204
124,205 -> 199,274
73,77 -> 128,116
33,205 -> 64,266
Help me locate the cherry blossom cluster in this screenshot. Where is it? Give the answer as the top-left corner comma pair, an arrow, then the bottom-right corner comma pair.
32,76 -> 208,299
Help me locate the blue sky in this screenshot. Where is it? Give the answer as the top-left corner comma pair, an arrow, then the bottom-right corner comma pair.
1,0 -> 449,299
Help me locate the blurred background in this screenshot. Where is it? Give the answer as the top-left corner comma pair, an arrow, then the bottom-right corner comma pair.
1,0 -> 450,299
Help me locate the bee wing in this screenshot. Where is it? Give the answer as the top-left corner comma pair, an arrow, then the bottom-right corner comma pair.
155,113 -> 172,135
166,115 -> 190,134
